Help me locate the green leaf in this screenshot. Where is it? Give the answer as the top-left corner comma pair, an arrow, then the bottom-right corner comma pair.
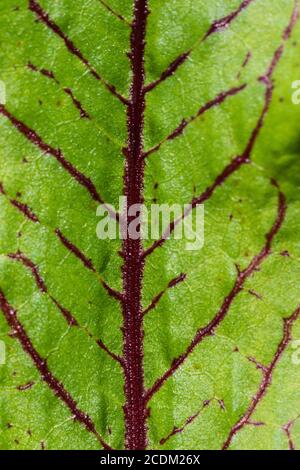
0,0 -> 300,451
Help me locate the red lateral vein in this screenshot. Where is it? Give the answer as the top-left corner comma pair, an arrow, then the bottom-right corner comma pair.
143,273 -> 186,316
242,51 -> 252,69
29,0 -> 129,105
55,228 -> 122,302
143,84 -> 246,158
10,200 -> 39,224
17,380 -> 35,391
7,251 -> 123,365
28,62 -> 59,83
63,88 -> 91,119
0,182 -> 39,223
143,51 -> 191,93
283,422 -> 296,450
98,0 -> 131,25
8,251 -> 77,327
282,414 -> 300,450
0,105 -> 105,204
145,184 -> 286,403
96,339 -> 125,367
144,0 -> 256,93
28,62 -> 91,119
8,251 -> 48,294
283,0 -> 300,40
159,408 -> 203,446
205,0 -> 255,39
0,289 -> 112,450
236,51 -> 252,79
159,398 -> 224,446
49,296 -> 78,327
222,303 -> 300,450
55,228 -> 96,272
284,426 -> 296,450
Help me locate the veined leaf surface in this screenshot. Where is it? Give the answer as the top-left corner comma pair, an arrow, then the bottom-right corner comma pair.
0,0 -> 300,450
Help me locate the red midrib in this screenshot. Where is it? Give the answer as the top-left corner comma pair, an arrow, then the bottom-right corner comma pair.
121,0 -> 149,450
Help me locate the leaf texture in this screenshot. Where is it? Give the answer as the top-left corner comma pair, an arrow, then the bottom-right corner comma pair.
0,0 -> 300,450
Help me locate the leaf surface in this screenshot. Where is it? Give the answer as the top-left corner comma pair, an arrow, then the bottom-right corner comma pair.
1,0 -> 300,450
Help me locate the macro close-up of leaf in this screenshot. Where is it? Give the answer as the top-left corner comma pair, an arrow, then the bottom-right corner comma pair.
1,0 -> 300,451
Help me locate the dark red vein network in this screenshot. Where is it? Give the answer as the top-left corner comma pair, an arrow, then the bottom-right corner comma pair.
122,0 -> 298,450
144,0 -> 256,93
0,181 -> 121,308
143,1 -> 298,259
1,0 -> 297,452
0,289 -> 112,450
29,0 -> 129,105
222,303 -> 300,450
145,183 -> 287,402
